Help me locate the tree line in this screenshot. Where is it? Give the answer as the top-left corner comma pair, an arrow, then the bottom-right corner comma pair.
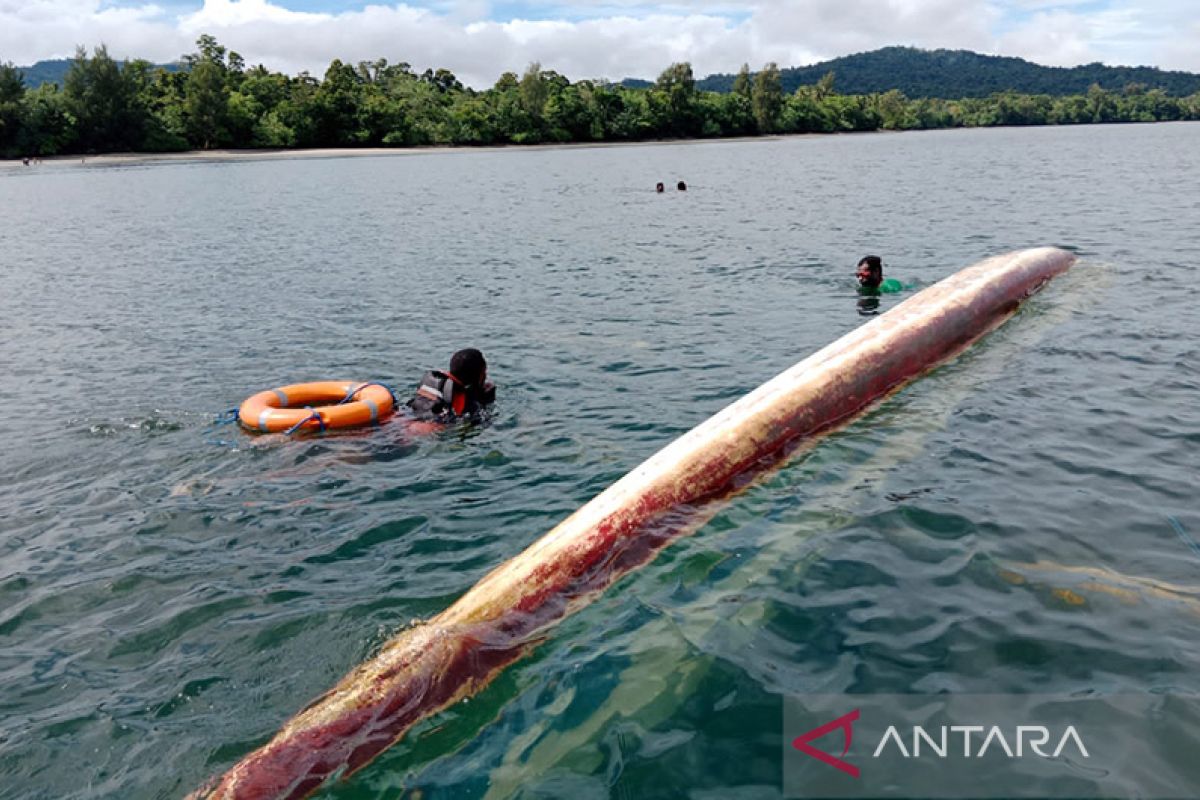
3,36 -> 1199,159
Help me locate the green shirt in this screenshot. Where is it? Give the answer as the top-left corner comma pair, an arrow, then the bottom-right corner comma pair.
858,278 -> 906,295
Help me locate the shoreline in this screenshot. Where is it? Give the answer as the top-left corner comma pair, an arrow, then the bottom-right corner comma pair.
4,119 -> 1194,170
0,135 -> 791,170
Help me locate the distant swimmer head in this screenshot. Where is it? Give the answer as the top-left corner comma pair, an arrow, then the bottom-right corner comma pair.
656,182 -> 665,193
857,255 -> 883,288
676,180 -> 687,191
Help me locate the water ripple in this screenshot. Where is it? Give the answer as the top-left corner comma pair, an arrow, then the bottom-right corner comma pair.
1,124 -> 1198,798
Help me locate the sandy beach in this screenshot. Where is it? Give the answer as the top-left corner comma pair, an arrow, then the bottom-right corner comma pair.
0,135 -> 784,170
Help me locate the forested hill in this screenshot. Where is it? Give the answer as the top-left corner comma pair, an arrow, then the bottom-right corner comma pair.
692,47 -> 1200,98
23,46 -> 1200,97
16,58 -> 181,87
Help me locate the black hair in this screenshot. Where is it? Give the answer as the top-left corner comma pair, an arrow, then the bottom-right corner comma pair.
858,255 -> 883,272
449,348 -> 487,387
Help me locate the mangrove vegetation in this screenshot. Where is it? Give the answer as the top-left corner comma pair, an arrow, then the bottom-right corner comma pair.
3,36 -> 1199,158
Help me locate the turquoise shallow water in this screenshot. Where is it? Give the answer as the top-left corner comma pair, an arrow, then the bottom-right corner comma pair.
1,123 -> 1198,799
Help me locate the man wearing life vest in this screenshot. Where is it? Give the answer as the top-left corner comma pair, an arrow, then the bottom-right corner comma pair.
406,348 -> 496,423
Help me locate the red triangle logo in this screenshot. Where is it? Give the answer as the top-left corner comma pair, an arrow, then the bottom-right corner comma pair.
791,708 -> 861,778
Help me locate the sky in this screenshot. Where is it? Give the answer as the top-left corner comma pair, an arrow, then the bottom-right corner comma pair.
3,0 -> 1198,88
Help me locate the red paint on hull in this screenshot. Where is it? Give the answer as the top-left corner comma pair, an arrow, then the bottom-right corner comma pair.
191,248 -> 1075,799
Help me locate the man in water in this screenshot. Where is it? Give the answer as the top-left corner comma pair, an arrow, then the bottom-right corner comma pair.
856,255 -> 903,293
655,182 -> 665,193
407,348 -> 496,423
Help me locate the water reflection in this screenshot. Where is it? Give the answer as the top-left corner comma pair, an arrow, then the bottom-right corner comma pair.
857,289 -> 882,316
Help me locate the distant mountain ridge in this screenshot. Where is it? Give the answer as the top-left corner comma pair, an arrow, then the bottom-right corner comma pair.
694,47 -> 1200,97
14,58 -> 182,87
18,45 -> 1200,97
650,47 -> 1200,98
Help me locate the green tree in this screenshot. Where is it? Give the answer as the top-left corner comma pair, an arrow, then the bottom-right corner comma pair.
609,87 -> 654,139
0,63 -> 22,105
63,45 -> 147,152
1049,94 -> 1089,124
654,62 -> 699,136
18,83 -> 75,155
696,91 -> 751,137
421,67 -> 462,93
875,89 -> 912,129
312,59 -> 365,145
783,86 -> 836,133
909,97 -> 957,129
1086,83 -> 1117,123
493,72 -> 518,92
581,81 -> 624,139
185,34 -> 227,69
253,110 -> 296,147
356,58 -> 389,84
519,62 -> 549,130
226,51 -> 246,90
731,63 -> 752,99
225,90 -> 262,143
545,83 -> 593,141
185,59 -> 229,148
447,95 -> 497,144
751,62 -> 783,133
489,72 -> 530,142
815,71 -> 836,100
826,94 -> 879,130
0,62 -> 24,156
385,77 -> 449,145
137,67 -> 189,151
123,59 -> 187,151
180,35 -> 236,148
241,66 -> 290,112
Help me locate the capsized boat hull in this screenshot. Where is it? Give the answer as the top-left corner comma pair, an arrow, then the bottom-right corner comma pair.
191,246 -> 1076,799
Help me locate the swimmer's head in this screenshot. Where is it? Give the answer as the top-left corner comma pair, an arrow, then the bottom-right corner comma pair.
656,182 -> 665,192
450,348 -> 488,388
857,255 -> 883,288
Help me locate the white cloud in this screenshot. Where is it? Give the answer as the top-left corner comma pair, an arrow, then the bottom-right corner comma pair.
745,0 -> 1001,66
0,0 -> 180,66
994,9 -> 1104,66
995,0 -> 1200,70
1160,20 -> 1200,72
183,0 -> 329,26
1,0 -> 1197,87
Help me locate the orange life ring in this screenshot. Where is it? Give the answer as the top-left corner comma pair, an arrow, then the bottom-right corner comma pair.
238,381 -> 395,433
